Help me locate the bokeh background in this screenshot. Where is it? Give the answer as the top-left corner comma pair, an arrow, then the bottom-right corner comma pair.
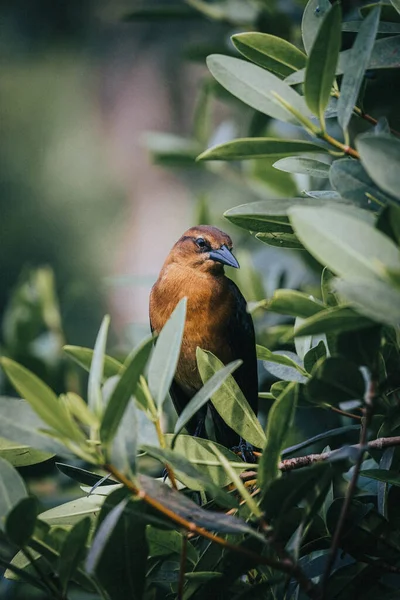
1,0 -> 384,596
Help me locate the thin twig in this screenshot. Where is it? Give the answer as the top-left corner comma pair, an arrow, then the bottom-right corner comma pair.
329,406 -> 362,420
320,377 -> 376,598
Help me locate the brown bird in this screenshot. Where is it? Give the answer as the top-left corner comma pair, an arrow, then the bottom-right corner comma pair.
149,225 -> 258,453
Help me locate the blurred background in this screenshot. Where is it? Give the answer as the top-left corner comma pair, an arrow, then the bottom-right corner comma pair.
1,0 -> 385,596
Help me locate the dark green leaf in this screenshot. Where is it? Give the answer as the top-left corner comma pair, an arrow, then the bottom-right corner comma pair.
360,2 -> 400,21
258,382 -> 297,490
197,350 -> 266,448
342,20 -> 400,33
361,468 -> 400,486
285,306 -> 374,338
304,3 -> 342,124
302,0 -> 332,54
197,138 -> 325,161
329,158 -> 393,209
6,497 -> 37,546
273,157 -> 331,178
0,358 -> 84,442
338,7 -> 380,131
282,425 -> 360,457
63,345 -> 123,379
0,457 -> 27,530
289,205 -> 400,280
56,462 -> 117,487
88,315 -> 110,415
232,32 -> 307,77
306,357 -> 366,405
304,340 -> 327,373
356,133 -> 400,203
207,55 -> 310,125
100,335 -> 153,446
173,353 -> 242,442
58,517 -> 91,593
146,526 -> 198,563
148,297 -> 186,410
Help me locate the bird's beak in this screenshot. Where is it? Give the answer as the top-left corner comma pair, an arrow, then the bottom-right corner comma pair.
209,245 -> 240,269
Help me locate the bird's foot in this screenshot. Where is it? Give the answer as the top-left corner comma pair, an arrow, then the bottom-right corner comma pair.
232,439 -> 257,463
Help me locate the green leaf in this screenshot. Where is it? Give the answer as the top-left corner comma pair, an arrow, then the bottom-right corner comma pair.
361,469 -> 400,486
329,158 -> 393,209
142,444 -> 238,509
261,289 -> 325,318
206,54 -> 310,125
146,526 -> 198,563
173,355 -> 242,442
335,278 -> 400,327
224,198 -> 346,233
0,457 -> 27,530
342,20 -> 400,33
258,382 -> 297,490
0,397 -> 70,458
337,7 -> 380,131
165,434 -> 246,488
100,335 -> 153,447
232,32 -> 307,77
273,157 -> 331,178
391,0 -> 400,15
356,134 -> 400,203
58,517 -> 91,593
306,357 -> 366,406
0,358 -> 83,443
63,345 -> 123,379
256,231 -> 303,249
289,205 -> 400,281
282,425 -> 360,457
197,138 -> 325,161
88,316 -> 110,415
0,437 -> 53,467
304,340 -> 327,373
286,306 -> 373,338
6,497 -> 37,546
360,2 -> 400,21
56,462 -> 117,487
144,132 -> 202,167
197,350 -> 266,448
39,493 -> 104,527
257,346 -> 308,381
302,0 -> 332,54
148,297 -> 187,410
304,2 -> 342,125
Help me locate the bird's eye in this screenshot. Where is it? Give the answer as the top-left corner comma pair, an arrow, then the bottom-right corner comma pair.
195,237 -> 207,248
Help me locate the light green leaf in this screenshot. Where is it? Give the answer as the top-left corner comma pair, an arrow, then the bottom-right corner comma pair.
304,2 -> 342,125
148,297 -> 187,410
63,345 -> 123,379
100,336 -> 153,447
342,21 -> 400,33
330,158 -> 392,209
198,350 -> 266,448
257,345 -> 309,378
261,289 -> 325,318
232,32 -> 307,76
207,54 -> 310,125
88,316 -> 110,415
286,306 -> 374,339
273,157 -> 330,178
289,206 -> 400,281
173,354 -> 242,442
0,438 -> 52,468
39,495 -> 104,527
0,358 -> 84,443
337,7 -> 380,131
335,278 -> 400,327
256,231 -> 303,249
302,0 -> 332,54
356,134 -> 400,203
197,138 -> 325,161
0,457 -> 27,530
258,382 -> 297,490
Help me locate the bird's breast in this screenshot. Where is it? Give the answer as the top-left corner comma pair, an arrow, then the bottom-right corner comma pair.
150,267 -> 234,395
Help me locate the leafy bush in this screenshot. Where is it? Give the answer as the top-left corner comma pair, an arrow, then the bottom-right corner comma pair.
1,1 -> 400,599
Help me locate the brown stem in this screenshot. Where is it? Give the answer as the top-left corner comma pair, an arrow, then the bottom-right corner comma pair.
320,377 -> 376,599
329,406 -> 362,420
104,464 -> 320,600
322,132 -> 360,159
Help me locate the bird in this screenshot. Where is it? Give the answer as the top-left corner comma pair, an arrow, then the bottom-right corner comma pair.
149,225 -> 258,456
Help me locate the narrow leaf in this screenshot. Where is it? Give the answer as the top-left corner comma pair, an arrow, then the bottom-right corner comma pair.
63,345 -> 123,379
337,7 -> 381,131
302,0 -> 332,54
0,457 -> 27,529
356,133 -> 400,203
58,517 -> 91,593
273,157 -> 330,178
197,138 -> 325,161
148,297 -> 187,410
88,316 -> 110,415
6,497 -> 37,546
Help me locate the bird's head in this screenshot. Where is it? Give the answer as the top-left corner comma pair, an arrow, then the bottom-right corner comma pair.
168,225 -> 240,274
